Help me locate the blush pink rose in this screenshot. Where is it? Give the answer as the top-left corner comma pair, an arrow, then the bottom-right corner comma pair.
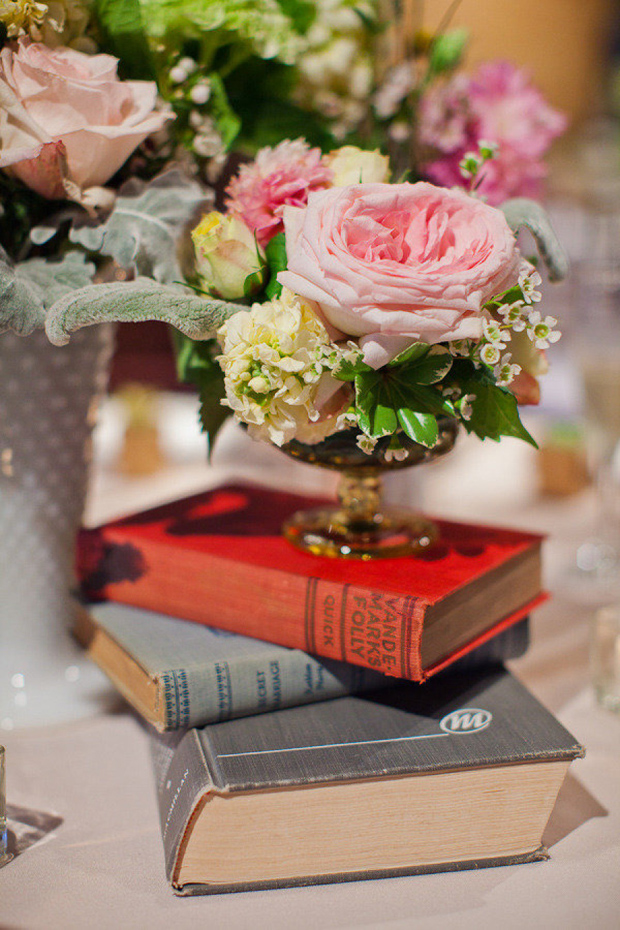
278,182 -> 522,367
0,38 -> 171,199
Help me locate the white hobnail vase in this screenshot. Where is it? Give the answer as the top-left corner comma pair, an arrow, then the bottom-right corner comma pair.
0,325 -> 117,730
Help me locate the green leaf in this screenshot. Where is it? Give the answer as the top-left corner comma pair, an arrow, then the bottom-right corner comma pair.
397,409 -> 439,446
45,279 -> 240,346
373,401 -> 399,436
243,269 -> 264,297
172,333 -> 229,455
388,342 -> 430,367
395,379 -> 456,418
69,169 -> 208,283
264,231 -> 287,299
449,360 -> 537,446
467,382 -> 537,446
93,0 -> 155,80
354,368 -> 453,445
333,355 -> 372,382
354,369 -> 382,435
398,350 -> 453,385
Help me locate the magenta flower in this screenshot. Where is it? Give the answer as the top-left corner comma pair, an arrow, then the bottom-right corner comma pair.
419,60 -> 567,204
225,139 -> 333,247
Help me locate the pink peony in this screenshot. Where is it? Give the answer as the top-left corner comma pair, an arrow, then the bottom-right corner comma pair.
419,60 -> 567,205
225,139 -> 333,247
278,182 -> 522,367
0,38 -> 171,199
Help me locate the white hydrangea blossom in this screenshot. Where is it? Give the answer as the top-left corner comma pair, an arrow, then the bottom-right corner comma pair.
217,288 -> 342,446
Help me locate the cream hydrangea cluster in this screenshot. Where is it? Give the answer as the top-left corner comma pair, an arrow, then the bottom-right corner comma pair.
217,288 -> 343,447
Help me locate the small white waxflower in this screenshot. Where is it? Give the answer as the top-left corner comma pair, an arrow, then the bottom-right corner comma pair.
526,311 -> 561,349
357,434 -> 378,455
497,301 -> 527,332
479,343 -> 501,366
458,394 -> 476,421
478,140 -> 499,160
448,340 -> 472,357
482,318 -> 510,349
493,354 -> 522,387
384,445 -> 409,463
459,150 -> 483,180
519,267 -> 543,303
336,410 -> 359,431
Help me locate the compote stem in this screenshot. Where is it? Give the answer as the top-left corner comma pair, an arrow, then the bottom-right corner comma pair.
336,472 -> 383,533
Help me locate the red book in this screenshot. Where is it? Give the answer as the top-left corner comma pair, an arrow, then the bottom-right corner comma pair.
78,484 -> 545,682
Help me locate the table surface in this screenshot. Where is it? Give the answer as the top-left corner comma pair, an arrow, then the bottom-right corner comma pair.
2,418 -> 620,930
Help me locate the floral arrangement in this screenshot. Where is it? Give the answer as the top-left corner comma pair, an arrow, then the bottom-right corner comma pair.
0,1 -> 207,340
178,140 -> 566,457
6,2 -> 567,469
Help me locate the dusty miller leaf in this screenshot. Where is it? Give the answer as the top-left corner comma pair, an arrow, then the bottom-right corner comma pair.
18,251 -> 95,306
45,278 -> 240,346
69,170 -> 208,283
500,198 -> 569,282
0,249 -> 94,336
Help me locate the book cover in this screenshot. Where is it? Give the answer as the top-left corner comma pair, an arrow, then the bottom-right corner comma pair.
153,666 -> 584,894
77,603 -> 530,731
78,483 -> 545,682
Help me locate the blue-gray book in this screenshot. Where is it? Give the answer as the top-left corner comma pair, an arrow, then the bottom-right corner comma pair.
76,603 -> 530,731
151,666 -> 584,894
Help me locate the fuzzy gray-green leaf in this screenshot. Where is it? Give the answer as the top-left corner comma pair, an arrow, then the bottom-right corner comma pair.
69,169 -> 209,283
45,278 -> 240,346
501,198 -> 569,282
0,249 -> 94,336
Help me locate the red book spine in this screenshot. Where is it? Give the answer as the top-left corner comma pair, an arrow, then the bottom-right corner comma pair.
79,530 -> 428,680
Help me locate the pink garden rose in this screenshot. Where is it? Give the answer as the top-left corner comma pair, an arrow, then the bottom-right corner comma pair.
225,139 -> 333,247
419,61 -> 567,205
0,38 -> 170,199
278,182 -> 523,368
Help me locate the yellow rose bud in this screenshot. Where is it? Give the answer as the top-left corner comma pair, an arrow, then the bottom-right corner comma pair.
191,212 -> 266,300
324,146 -> 390,187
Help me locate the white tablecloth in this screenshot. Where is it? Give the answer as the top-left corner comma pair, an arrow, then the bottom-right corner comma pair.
2,422 -> 619,929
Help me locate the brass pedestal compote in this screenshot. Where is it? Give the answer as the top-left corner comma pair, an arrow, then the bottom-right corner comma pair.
281,418 -> 459,560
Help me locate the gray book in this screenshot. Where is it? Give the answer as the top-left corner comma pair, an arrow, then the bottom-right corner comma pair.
77,603 -> 530,731
153,666 -> 583,894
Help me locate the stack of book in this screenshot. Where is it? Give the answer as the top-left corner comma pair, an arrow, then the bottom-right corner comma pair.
76,483 -> 584,895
